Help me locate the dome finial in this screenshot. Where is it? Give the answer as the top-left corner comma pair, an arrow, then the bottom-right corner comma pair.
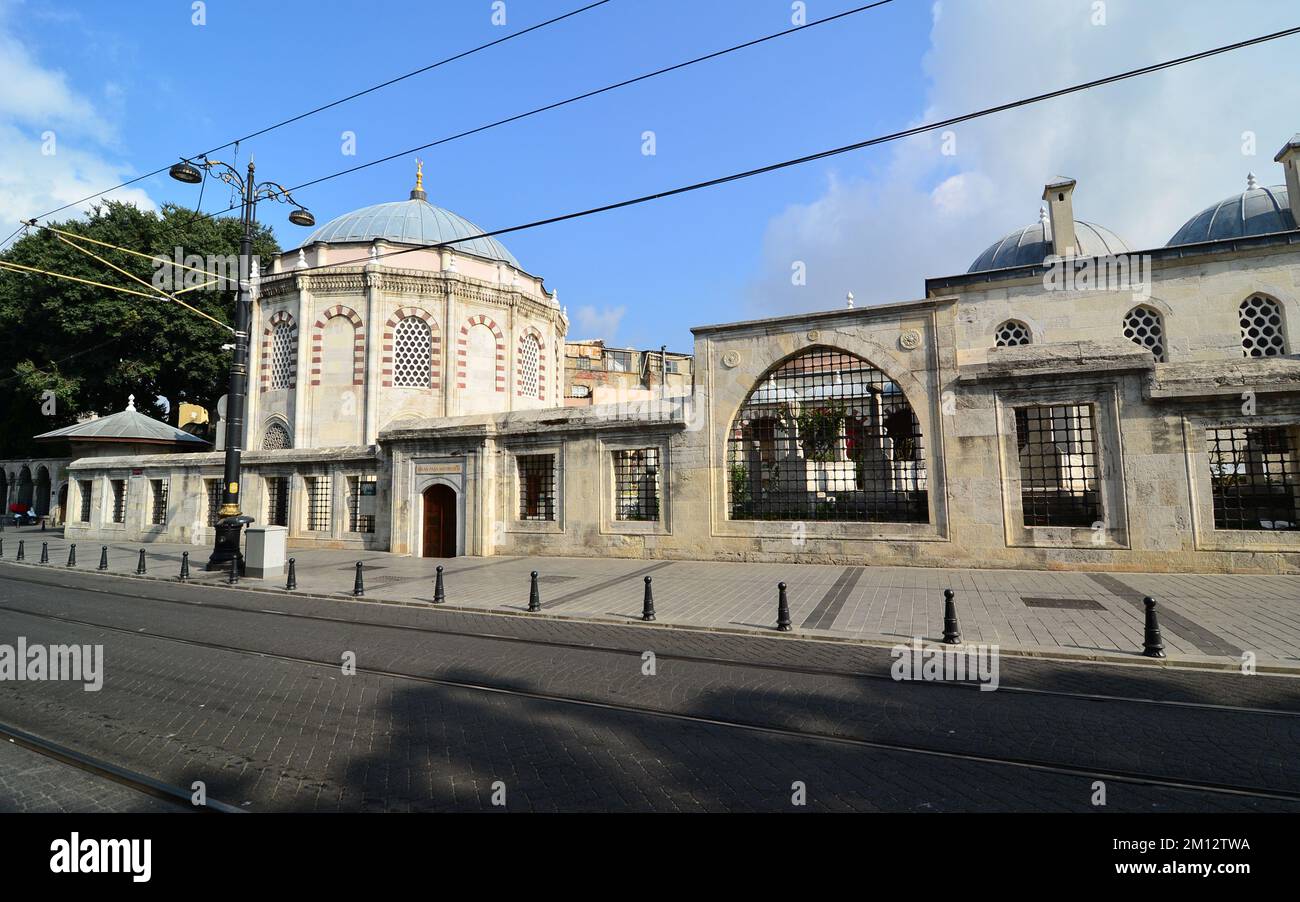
1246,171 -> 1258,190
1039,205 -> 1049,225
410,158 -> 427,201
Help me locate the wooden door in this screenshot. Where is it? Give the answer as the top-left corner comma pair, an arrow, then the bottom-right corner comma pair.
422,484 -> 457,557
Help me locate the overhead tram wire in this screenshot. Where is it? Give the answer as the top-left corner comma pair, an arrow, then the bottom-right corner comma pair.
271,23 -> 1300,279
25,0 -> 619,225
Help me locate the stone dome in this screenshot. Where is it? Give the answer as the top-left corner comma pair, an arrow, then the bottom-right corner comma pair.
968,210 -> 1131,273
1166,177 -> 1296,247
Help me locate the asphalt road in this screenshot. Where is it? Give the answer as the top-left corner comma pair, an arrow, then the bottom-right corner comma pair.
0,562 -> 1296,812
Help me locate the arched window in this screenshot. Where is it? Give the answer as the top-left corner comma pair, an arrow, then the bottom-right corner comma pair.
1123,305 -> 1166,362
726,346 -> 928,523
1239,295 -> 1287,357
519,334 -> 541,398
994,320 -> 1032,347
393,317 -> 433,388
270,321 -> 296,389
262,421 -> 292,450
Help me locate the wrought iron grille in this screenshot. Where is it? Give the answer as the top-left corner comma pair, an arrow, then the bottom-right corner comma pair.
1239,295 -> 1287,357
517,454 -> 556,521
110,479 -> 126,523
265,476 -> 289,527
205,480 -> 222,527
726,347 -> 928,523
1123,305 -> 1166,362
262,422 -> 291,450
306,476 -> 332,532
150,479 -> 168,525
393,317 -> 432,388
995,320 -> 1032,347
270,322 -> 296,389
613,448 -> 660,521
1014,404 -> 1101,527
347,475 -> 377,533
78,480 -> 92,522
1206,426 -> 1299,531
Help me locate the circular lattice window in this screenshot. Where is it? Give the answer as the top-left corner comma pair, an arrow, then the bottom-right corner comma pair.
393,317 -> 432,387
1239,295 -> 1287,358
994,320 -> 1031,347
270,322 -> 296,390
1122,305 -> 1166,362
520,335 -> 540,398
262,421 -> 291,450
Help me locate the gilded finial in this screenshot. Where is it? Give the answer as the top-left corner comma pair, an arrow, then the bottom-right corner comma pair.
410,159 -> 427,201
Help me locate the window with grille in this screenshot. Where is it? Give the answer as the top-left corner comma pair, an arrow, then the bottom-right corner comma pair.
726,347 -> 928,523
1123,305 -> 1166,362
613,449 -> 660,521
1240,295 -> 1287,357
393,317 -> 432,388
347,475 -> 377,533
305,476 -> 332,531
1206,426 -> 1298,531
78,480 -> 92,522
265,477 -> 289,527
994,320 -> 1032,347
1014,404 -> 1101,527
517,455 -> 556,521
270,321 -> 296,389
262,421 -> 291,450
520,335 -> 540,398
205,480 -> 223,527
576,356 -> 592,371
110,479 -> 126,523
150,478 -> 168,525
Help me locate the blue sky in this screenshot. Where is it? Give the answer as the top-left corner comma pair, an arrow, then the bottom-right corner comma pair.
4,0 -> 1300,353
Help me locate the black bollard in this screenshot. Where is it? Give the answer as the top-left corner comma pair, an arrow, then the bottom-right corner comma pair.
942,588 -> 962,644
16,540 -> 24,562
286,558 -> 297,590
776,581 -> 792,632
40,541 -> 49,564
641,575 -> 656,622
433,565 -> 445,604
0,537 -> 4,556
66,544 -> 76,567
527,570 -> 541,612
97,546 -> 108,570
179,551 -> 190,582
228,559 -> 239,585
1142,596 -> 1166,659
352,561 -> 364,597
136,548 -> 147,575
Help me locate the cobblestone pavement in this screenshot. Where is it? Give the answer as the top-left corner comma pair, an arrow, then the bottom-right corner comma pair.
0,565 -> 1297,812
0,738 -> 178,813
3,526 -> 1298,669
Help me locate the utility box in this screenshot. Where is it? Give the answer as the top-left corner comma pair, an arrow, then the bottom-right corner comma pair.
244,525 -> 287,580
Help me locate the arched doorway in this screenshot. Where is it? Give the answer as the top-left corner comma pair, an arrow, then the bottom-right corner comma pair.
421,484 -> 457,557
56,483 -> 68,525
34,466 -> 51,517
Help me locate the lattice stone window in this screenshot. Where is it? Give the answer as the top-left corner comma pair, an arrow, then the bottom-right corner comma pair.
150,478 -> 168,525
1206,426 -> 1298,531
109,479 -> 126,524
517,454 -> 556,521
262,421 -> 291,450
520,335 -> 540,398
265,476 -> 289,527
1014,404 -> 1101,528
613,448 -> 660,522
205,479 -> 222,527
270,321 -> 296,390
305,475 -> 332,532
1122,305 -> 1166,362
393,317 -> 432,388
995,320 -> 1032,347
1239,295 -> 1287,357
347,475 -> 377,533
78,480 -> 92,523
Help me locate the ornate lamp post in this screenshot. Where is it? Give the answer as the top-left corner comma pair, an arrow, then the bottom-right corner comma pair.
169,157 -> 314,573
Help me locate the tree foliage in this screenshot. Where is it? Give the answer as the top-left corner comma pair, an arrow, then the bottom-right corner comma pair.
0,202 -> 279,456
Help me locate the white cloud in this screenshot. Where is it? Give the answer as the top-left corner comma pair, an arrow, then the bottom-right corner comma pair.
746,0 -> 1300,315
573,304 -> 626,340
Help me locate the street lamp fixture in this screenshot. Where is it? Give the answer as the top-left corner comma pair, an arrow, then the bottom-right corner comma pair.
169,156 -> 314,574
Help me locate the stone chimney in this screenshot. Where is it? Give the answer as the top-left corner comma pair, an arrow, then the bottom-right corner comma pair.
1042,177 -> 1078,257
1274,134 -> 1300,226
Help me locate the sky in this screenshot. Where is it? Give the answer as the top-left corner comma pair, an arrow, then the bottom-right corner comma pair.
2,0 -> 1299,355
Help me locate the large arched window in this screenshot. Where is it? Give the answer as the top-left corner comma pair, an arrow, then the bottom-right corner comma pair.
726,346 -> 928,523
1239,295 -> 1287,357
1123,305 -> 1166,362
270,320 -> 296,389
393,317 -> 433,388
519,333 -> 541,399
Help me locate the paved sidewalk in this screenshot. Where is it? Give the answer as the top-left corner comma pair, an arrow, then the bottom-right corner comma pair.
2,526 -> 1298,670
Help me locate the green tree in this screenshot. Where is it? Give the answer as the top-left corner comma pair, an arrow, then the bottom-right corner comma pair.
0,201 -> 278,456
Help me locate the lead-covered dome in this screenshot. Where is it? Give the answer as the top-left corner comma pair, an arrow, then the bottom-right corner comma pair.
1166,177 -> 1295,247
968,209 -> 1130,272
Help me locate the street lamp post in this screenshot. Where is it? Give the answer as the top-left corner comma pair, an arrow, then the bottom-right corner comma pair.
169,157 -> 314,573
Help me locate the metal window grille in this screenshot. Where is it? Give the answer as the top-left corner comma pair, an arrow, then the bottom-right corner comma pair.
576,356 -> 592,371
110,479 -> 126,523
270,322 -> 296,389
306,476 -> 332,532
613,448 -> 660,521
1122,305 -> 1166,362
995,320 -> 1032,347
726,347 -> 928,523
1014,404 -> 1101,527
517,455 -> 556,521
206,480 -> 222,527
150,478 -> 168,525
262,421 -> 291,450
1240,295 -> 1287,357
1206,426 -> 1299,531
78,480 -> 92,522
266,477 -> 289,527
347,475 -> 377,533
520,336 -> 540,397
393,317 -> 432,388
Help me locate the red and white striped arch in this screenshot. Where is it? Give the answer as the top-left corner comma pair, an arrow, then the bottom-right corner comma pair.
455,314 -> 506,393
259,309 -> 297,392
310,305 -> 365,387
382,306 -> 440,389
515,326 -> 546,402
